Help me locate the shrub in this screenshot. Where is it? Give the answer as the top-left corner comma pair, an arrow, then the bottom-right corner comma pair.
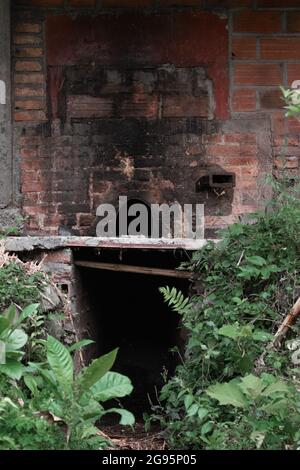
152,180 -> 300,450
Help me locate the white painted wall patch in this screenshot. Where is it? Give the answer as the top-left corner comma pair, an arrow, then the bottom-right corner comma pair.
0,80 -> 6,105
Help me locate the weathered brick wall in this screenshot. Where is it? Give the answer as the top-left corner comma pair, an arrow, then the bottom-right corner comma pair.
11,0 -> 299,236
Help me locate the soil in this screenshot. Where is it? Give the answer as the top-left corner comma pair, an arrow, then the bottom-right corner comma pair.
100,423 -> 167,451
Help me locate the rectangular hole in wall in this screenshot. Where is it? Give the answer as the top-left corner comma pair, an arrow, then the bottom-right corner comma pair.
74,248 -> 190,421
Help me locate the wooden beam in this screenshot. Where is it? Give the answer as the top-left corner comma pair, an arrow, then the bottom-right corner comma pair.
74,260 -> 192,279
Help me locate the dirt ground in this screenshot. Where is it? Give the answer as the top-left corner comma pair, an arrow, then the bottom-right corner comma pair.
101,423 -> 167,451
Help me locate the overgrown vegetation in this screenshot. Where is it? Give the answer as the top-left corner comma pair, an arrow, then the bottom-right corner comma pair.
150,180 -> 300,450
0,249 -> 134,450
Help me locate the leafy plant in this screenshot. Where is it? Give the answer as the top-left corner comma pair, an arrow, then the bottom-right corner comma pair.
153,179 -> 300,450
0,304 -> 39,380
25,336 -> 134,449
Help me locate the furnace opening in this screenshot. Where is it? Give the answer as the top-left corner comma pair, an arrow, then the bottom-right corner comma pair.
74,248 -> 190,418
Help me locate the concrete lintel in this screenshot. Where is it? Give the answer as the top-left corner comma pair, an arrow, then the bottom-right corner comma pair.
4,236 -> 215,252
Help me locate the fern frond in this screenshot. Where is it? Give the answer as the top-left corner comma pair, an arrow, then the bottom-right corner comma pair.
159,286 -> 192,315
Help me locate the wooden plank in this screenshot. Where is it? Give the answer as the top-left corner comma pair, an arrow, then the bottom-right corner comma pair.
74,260 -> 192,279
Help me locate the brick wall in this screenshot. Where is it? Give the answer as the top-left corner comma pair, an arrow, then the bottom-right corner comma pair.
11,0 -> 299,236
230,2 -> 300,179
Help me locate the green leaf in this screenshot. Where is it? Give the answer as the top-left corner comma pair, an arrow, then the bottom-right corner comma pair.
246,255 -> 266,266
46,335 -> 73,393
77,348 -> 118,395
91,372 -> 133,402
0,341 -> 5,365
6,329 -> 28,351
14,304 -> 39,329
206,380 -> 247,408
187,403 -> 199,417
23,374 -> 38,396
261,380 -> 289,397
239,374 -> 265,398
184,394 -> 194,410
3,305 -> 16,326
68,339 -> 95,353
0,359 -> 24,380
106,408 -> 135,426
218,324 -> 241,339
0,316 -> 10,335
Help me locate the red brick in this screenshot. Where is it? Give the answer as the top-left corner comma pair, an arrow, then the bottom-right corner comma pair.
240,144 -> 257,156
224,133 -> 256,144
15,86 -> 45,97
225,157 -> 257,166
15,73 -> 45,84
22,181 -> 46,193
15,100 -> 45,110
14,110 -> 47,121
288,116 -> 300,135
234,64 -> 282,86
287,64 -> 300,86
15,48 -> 43,58
206,0 -> 251,6
274,136 -> 299,146
44,250 -> 72,264
120,94 -> 158,118
260,89 -> 283,109
15,61 -> 42,72
261,38 -> 300,60
163,95 -> 208,117
257,0 -> 300,6
15,23 -> 41,33
232,89 -> 256,112
14,35 -> 41,45
158,0 -> 201,5
232,37 -> 256,60
102,0 -> 155,6
233,11 -> 281,33
287,12 -> 300,34
20,148 -> 38,158
68,0 -> 96,5
206,144 -> 241,157
67,95 -> 114,118
15,0 -> 64,5
271,111 -> 286,137
274,156 -> 299,169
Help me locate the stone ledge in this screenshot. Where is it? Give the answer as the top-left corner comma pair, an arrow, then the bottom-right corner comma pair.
4,236 -> 213,252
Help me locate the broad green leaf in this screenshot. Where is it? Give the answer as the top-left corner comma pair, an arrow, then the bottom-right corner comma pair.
0,359 -> 23,380
0,316 -> 10,335
261,380 -> 289,397
46,335 -> 73,393
14,304 -> 39,329
91,372 -> 133,402
187,403 -> 199,417
206,381 -> 247,408
68,339 -> 95,353
201,421 -> 213,436
0,341 -> 5,364
218,324 -> 241,339
198,408 -> 209,421
261,398 -> 289,416
184,394 -> 194,410
246,255 -> 266,266
106,408 -> 135,426
77,348 -> 118,395
239,374 -> 265,398
6,329 -> 28,351
2,305 -> 16,326
23,374 -> 38,396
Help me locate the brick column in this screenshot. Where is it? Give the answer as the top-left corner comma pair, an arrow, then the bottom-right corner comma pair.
0,1 -> 13,221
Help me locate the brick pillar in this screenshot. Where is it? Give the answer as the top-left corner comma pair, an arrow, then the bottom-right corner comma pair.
0,1 -> 20,230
